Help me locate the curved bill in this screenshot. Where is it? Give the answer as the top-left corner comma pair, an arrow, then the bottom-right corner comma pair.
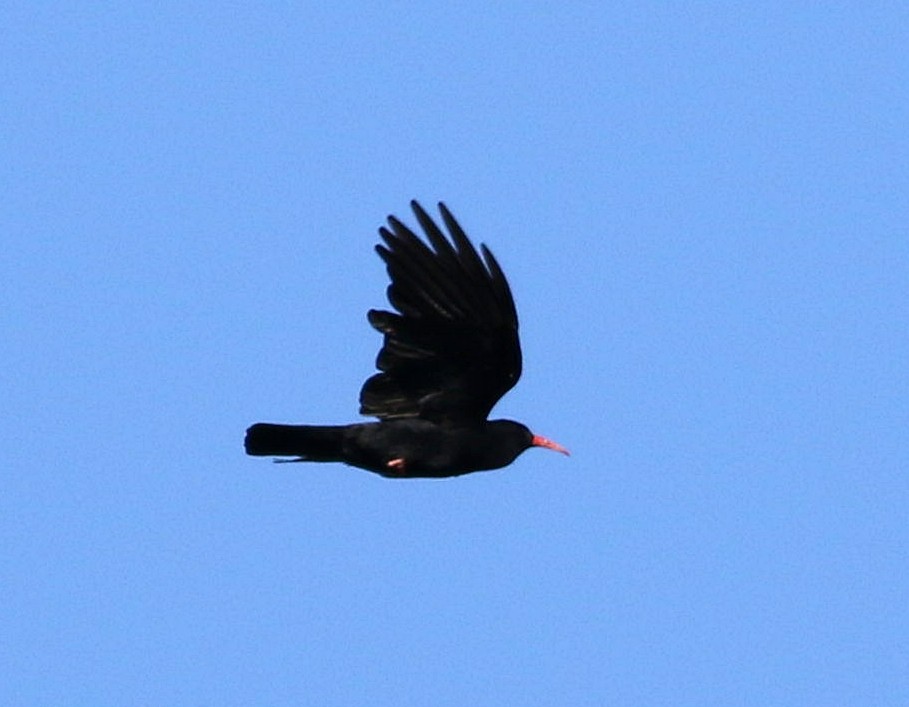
531,434 -> 570,456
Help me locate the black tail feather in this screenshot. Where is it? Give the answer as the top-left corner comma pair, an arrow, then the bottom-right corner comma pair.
244,423 -> 345,461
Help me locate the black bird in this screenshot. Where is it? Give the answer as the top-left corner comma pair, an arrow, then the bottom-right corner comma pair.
245,201 -> 569,478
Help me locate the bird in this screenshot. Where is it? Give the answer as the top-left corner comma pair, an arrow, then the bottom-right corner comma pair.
244,200 -> 569,478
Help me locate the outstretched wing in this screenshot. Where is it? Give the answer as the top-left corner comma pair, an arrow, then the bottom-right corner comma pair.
359,201 -> 522,425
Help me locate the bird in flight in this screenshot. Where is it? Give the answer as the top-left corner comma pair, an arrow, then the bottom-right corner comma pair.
244,201 -> 569,478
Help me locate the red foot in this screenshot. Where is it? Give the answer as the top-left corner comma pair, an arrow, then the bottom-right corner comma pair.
386,457 -> 407,474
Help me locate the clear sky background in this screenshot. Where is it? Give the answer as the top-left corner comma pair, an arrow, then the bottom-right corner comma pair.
3,4 -> 907,705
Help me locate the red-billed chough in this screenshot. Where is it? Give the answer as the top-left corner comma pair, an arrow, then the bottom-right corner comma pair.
244,201 -> 569,477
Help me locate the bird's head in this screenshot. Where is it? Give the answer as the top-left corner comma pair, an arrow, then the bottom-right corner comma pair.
491,420 -> 570,460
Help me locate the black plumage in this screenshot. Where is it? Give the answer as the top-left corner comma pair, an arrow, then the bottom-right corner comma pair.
244,201 -> 568,478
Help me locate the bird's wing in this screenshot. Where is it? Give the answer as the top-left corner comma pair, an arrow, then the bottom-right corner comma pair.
359,201 -> 522,425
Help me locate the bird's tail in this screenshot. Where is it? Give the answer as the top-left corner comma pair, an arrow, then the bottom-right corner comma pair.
244,423 -> 345,461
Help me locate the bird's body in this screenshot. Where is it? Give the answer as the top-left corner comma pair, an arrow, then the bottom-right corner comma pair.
246,419 -> 545,478
244,201 -> 568,478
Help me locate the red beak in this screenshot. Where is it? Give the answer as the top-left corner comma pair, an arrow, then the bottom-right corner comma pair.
531,434 -> 570,456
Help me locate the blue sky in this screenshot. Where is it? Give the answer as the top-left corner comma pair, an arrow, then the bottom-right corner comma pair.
3,3 -> 907,705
